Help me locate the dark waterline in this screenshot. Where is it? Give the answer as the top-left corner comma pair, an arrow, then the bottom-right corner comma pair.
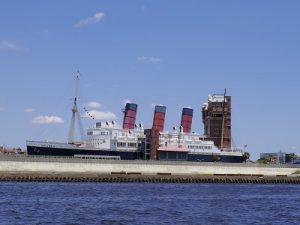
0,182 -> 299,225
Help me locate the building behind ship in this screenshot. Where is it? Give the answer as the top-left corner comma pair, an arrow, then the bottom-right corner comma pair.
202,94 -> 231,150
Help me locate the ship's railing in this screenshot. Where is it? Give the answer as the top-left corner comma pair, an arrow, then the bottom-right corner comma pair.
0,154 -> 300,168
74,154 -> 120,160
221,147 -> 245,153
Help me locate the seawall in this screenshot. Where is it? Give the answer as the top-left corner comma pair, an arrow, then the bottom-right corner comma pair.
0,155 -> 299,183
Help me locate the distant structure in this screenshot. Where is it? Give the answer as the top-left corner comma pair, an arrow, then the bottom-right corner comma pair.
293,157 -> 300,164
260,151 -> 296,164
0,145 -> 24,154
202,93 -> 231,149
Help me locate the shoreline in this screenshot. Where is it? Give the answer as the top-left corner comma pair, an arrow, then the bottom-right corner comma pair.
0,172 -> 299,184
0,155 -> 299,183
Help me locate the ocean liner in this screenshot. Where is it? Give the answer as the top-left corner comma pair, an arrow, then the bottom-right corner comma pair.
27,77 -> 247,162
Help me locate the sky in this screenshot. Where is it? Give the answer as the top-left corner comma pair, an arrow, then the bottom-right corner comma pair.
1,1 -> 300,159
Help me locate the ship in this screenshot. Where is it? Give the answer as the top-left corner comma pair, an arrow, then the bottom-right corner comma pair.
27,77 -> 247,163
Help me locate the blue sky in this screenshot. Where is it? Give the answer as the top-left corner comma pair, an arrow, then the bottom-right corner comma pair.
1,1 -> 300,159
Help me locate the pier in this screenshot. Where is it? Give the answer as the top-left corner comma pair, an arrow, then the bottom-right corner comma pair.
0,155 -> 299,183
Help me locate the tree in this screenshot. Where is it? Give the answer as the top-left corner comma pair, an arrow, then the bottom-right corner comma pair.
213,155 -> 221,162
265,155 -> 274,164
242,152 -> 250,162
288,153 -> 297,164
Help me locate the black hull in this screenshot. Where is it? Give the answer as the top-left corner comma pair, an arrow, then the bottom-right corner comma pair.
27,145 -> 244,163
158,151 -> 244,163
187,154 -> 244,163
27,146 -> 141,160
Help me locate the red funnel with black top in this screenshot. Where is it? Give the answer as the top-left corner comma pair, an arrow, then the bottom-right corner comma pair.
181,107 -> 193,133
152,105 -> 166,132
123,103 -> 138,129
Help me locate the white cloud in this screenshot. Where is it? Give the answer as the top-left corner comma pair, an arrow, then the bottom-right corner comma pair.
83,110 -> 117,120
138,56 -> 161,63
32,116 -> 64,124
0,40 -> 21,51
24,108 -> 35,113
75,12 -> 105,28
86,101 -> 101,109
151,103 -> 164,108
123,99 -> 131,107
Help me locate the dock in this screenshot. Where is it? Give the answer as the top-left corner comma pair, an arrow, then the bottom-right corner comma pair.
0,155 -> 299,183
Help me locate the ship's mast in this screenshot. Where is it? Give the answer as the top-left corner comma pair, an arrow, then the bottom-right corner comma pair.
68,74 -> 79,144
220,88 -> 226,149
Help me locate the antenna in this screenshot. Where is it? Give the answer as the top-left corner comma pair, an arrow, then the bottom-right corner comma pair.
220,88 -> 226,149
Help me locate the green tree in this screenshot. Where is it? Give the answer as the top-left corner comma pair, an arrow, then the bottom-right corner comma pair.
288,153 -> 297,163
212,155 -> 221,162
242,152 -> 250,162
265,155 -> 274,164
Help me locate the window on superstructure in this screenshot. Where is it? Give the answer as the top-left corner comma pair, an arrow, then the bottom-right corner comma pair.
128,143 -> 137,148
213,113 -> 223,118
117,142 -> 126,148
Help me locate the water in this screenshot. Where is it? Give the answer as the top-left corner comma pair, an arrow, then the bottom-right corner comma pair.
0,182 -> 299,225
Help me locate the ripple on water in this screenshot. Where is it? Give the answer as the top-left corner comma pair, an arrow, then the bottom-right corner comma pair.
0,183 -> 299,225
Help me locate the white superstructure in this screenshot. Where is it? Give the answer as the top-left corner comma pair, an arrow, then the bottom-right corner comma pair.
158,128 -> 243,155
85,121 -> 145,151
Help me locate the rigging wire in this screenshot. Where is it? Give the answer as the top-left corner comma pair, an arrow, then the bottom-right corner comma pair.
83,107 -> 95,120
